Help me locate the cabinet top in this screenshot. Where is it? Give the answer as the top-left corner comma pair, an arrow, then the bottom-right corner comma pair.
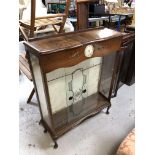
24,27 -> 122,56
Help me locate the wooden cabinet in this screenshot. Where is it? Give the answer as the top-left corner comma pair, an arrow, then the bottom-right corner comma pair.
121,32 -> 135,86
112,32 -> 135,97
24,27 -> 122,148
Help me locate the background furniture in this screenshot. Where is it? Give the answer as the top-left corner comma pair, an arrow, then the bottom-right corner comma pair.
112,32 -> 135,97
24,27 -> 122,148
77,0 -> 98,30
110,7 -> 134,31
122,32 -> 135,86
19,53 -> 35,104
19,42 -> 35,104
76,0 -> 134,31
19,0 -> 71,40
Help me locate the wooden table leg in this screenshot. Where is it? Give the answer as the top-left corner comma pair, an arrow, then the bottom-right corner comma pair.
27,88 -> 35,103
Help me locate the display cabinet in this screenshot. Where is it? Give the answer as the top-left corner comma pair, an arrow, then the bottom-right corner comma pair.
24,27 -> 122,148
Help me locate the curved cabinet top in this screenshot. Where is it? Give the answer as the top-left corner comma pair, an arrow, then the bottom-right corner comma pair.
24,27 -> 122,56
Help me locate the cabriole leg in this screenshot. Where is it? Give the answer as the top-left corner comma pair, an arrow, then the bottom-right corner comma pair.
106,105 -> 111,114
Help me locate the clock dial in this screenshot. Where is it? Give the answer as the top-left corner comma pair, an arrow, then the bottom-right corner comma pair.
84,45 -> 94,57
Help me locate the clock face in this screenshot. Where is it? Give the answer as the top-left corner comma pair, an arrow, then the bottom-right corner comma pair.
84,45 -> 94,57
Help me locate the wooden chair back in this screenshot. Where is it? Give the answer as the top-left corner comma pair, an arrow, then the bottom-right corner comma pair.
19,0 -> 71,40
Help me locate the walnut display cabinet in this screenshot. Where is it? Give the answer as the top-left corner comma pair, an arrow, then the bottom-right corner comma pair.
24,27 -> 122,148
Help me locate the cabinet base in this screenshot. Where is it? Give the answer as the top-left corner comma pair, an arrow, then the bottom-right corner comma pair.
39,102 -> 111,148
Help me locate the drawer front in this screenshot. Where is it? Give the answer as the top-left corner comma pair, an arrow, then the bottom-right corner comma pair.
40,37 -> 122,73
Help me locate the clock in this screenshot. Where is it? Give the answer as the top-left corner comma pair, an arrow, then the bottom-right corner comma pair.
84,44 -> 94,57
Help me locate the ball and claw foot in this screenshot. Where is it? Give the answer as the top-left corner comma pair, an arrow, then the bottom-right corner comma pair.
54,142 -> 58,149
44,129 -> 47,133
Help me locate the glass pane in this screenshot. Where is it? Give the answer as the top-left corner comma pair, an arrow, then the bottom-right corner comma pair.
46,57 -> 111,129
30,53 -> 51,128
99,52 -> 117,98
